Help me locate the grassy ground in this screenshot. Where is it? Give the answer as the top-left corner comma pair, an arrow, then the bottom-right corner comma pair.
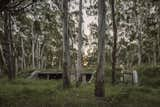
0,78 -> 159,107
0,66 -> 160,107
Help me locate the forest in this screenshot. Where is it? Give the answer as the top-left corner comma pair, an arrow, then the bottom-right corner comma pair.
0,0 -> 160,107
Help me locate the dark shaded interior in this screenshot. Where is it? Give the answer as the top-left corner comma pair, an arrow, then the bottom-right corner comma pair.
37,72 -> 93,81
38,72 -> 63,80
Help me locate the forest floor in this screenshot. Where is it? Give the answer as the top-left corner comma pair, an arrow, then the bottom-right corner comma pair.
0,77 -> 160,107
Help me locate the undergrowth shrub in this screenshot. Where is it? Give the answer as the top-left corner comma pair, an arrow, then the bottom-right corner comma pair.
137,65 -> 160,87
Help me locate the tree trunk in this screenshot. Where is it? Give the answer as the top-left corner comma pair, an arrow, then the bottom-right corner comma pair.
134,0 -> 142,66
62,0 -> 71,88
158,18 -> 160,64
137,31 -> 142,66
111,0 -> 117,84
95,0 -> 106,97
3,10 -> 15,80
15,57 -> 18,73
37,41 -> 41,69
76,0 -> 83,87
153,41 -> 157,66
40,44 -> 45,69
21,37 -> 26,70
31,3 -> 38,69
31,22 -> 35,69
0,44 -> 6,70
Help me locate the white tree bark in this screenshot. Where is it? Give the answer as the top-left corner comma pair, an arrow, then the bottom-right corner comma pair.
31,23 -> 35,69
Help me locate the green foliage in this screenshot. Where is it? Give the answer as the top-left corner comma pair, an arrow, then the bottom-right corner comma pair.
0,78 -> 160,107
112,86 -> 160,107
0,79 -> 61,107
136,65 -> 160,87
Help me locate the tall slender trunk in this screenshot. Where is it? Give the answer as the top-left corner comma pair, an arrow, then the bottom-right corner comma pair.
62,0 -> 71,88
137,31 -> 142,66
36,41 -> 41,69
111,0 -> 117,84
147,54 -> 151,64
31,3 -> 38,69
3,10 -> 15,80
21,38 -> 26,70
0,44 -> 6,76
95,0 -> 106,97
40,44 -> 45,69
70,29 -> 75,74
158,18 -> 160,64
0,45 -> 6,69
15,57 -> 18,73
31,18 -> 36,69
76,0 -> 83,87
43,56 -> 47,69
134,0 -> 142,66
153,41 -> 157,66
58,57 -> 62,70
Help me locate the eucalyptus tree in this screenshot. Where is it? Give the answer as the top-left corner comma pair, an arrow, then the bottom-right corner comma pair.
110,0 -> 117,84
76,0 -> 83,86
95,0 -> 106,97
115,0 -> 160,66
156,1 -> 160,64
151,0 -> 160,65
16,0 -> 62,70
31,2 -> 36,69
133,0 -> 143,66
3,10 -> 16,80
0,0 -> 62,71
144,0 -> 160,65
113,0 -> 144,66
62,0 -> 71,88
0,0 -> 36,80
